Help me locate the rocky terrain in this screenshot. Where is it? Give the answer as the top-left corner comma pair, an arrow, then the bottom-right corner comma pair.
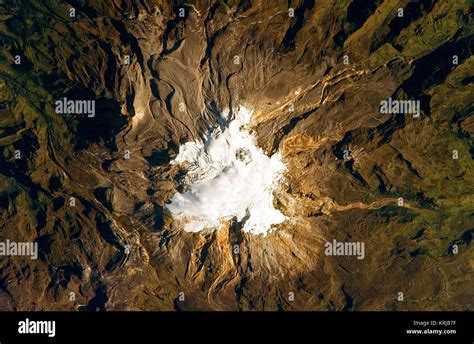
0,0 -> 472,311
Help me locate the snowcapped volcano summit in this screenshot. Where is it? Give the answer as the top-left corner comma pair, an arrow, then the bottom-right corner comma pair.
166,107 -> 286,235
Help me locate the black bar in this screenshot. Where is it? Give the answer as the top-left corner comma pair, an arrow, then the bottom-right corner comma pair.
0,311 -> 472,343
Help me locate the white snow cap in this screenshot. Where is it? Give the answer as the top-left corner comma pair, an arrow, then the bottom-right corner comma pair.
166,107 -> 286,235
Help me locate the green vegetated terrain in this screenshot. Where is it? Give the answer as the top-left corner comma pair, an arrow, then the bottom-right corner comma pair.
0,0 -> 472,310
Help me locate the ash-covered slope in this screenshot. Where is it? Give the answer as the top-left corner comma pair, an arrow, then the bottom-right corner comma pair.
0,0 -> 472,311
